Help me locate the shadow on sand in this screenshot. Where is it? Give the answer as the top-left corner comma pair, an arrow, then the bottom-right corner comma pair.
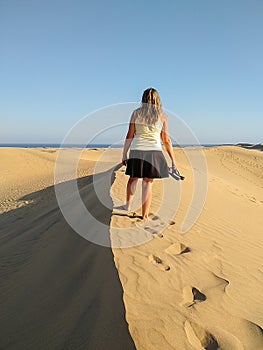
0,164 -> 136,350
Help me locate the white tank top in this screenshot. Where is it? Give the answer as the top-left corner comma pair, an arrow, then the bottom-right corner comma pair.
130,115 -> 163,151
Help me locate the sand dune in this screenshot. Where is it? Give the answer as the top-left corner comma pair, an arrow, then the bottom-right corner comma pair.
0,148 -> 135,350
0,148 -> 103,214
110,146 -> 263,350
0,146 -> 263,349
236,142 -> 263,151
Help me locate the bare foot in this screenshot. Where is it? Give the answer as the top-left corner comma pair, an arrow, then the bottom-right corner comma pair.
114,204 -> 131,212
114,205 -> 128,211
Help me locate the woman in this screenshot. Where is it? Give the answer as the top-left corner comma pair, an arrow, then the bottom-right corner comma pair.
122,88 -> 177,220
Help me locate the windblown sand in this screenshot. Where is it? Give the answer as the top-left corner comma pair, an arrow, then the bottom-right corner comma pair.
0,146 -> 263,349
111,146 -> 263,350
0,147 -> 103,214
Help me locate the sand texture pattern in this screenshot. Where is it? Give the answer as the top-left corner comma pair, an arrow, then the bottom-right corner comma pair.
110,146 -> 263,350
0,148 -> 136,350
0,146 -> 263,349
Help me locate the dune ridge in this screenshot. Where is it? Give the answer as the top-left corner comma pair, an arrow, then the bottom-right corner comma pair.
0,148 -> 136,350
0,146 -> 262,349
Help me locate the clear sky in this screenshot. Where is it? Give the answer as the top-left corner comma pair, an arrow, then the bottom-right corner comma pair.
1,0 -> 262,144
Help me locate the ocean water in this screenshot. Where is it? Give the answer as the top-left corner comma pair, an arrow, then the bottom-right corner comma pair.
0,143 -> 232,148
0,143 -> 116,148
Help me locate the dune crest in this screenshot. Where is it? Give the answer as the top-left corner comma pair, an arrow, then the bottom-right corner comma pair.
1,146 -> 262,349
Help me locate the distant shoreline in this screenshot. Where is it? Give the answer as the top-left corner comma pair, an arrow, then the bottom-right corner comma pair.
0,143 -> 248,149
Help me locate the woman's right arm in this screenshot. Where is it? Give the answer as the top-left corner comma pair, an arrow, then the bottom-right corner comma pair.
122,111 -> 136,165
161,114 -> 177,169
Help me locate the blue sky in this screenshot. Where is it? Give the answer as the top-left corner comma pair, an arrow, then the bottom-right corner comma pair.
1,0 -> 262,144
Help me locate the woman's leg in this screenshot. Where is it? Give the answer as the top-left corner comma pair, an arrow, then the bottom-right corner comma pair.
126,177 -> 138,210
142,178 -> 153,220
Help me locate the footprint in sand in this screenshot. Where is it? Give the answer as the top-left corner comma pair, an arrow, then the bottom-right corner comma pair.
136,215 -> 165,230
184,320 -> 219,350
144,227 -> 164,238
144,226 -> 159,235
133,214 -> 175,240
181,286 -> 206,307
208,320 -> 263,350
165,242 -> 190,255
112,206 -> 138,218
151,215 -> 175,226
148,254 -> 170,271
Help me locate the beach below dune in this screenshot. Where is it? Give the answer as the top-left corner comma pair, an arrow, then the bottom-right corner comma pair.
0,146 -> 263,349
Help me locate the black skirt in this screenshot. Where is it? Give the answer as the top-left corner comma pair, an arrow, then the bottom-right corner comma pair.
125,150 -> 169,179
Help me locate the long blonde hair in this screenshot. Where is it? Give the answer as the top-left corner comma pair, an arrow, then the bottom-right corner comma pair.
138,88 -> 163,125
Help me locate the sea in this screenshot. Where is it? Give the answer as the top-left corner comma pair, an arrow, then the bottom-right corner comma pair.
0,143 -> 233,148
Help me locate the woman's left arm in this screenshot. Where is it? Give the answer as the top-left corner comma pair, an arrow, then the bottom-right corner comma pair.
122,112 -> 136,165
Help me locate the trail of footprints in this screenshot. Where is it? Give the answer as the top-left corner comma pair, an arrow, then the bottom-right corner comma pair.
146,214 -> 190,273
145,217 -> 217,349
142,215 -> 263,350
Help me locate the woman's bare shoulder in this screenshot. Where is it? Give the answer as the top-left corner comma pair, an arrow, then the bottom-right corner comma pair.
161,112 -> 168,123
131,108 -> 141,121
134,107 -> 141,115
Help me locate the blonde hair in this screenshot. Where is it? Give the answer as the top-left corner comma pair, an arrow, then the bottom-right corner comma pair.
138,88 -> 163,125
